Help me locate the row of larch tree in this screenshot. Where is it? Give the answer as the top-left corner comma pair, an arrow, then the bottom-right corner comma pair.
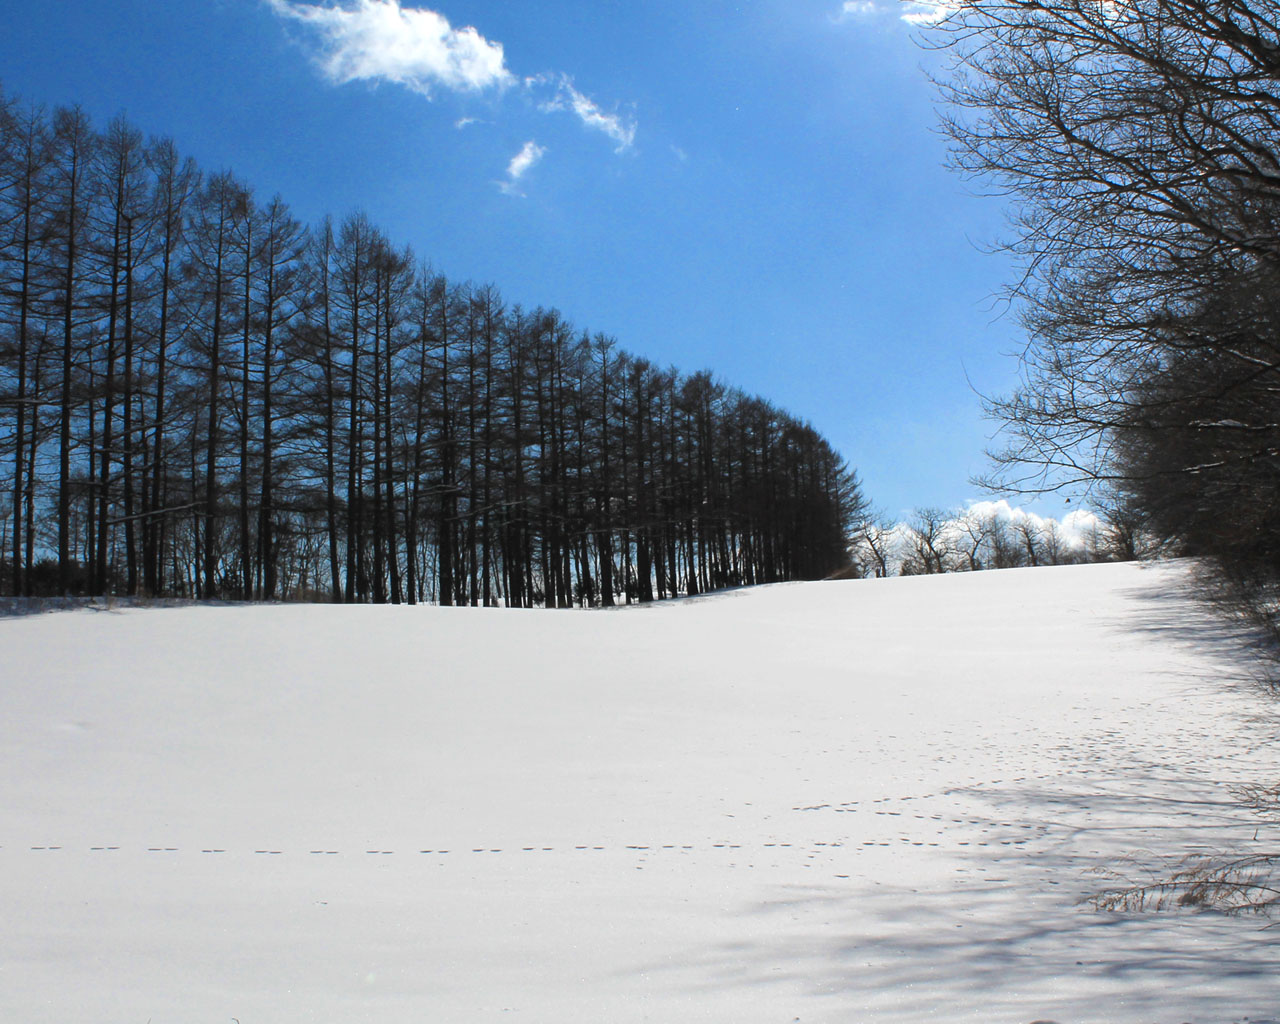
0,91 -> 865,604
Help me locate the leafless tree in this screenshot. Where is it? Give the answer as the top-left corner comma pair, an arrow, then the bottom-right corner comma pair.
930,0 -> 1280,494
906,506 -> 952,575
1013,518 -> 1042,568
0,89 -> 867,604
930,0 -> 1280,617
955,510 -> 993,572
853,511 -> 896,578
1040,517 -> 1069,566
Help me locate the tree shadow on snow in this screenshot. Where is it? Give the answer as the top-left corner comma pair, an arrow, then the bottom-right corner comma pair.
1111,563 -> 1280,687
632,758 -> 1280,1021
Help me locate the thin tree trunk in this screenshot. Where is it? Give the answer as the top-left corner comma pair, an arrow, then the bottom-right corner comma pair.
122,218 -> 138,593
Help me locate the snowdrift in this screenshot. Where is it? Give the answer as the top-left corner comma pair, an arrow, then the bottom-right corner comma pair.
2,560 -> 1278,1022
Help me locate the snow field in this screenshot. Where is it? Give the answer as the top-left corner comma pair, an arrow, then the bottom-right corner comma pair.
1,560 -> 1278,1022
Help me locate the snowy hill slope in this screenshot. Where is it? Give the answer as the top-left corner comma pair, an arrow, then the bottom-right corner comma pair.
2,560 -> 1278,1023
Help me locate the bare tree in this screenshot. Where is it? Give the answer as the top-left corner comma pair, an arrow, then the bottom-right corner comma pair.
931,0 -> 1280,492
955,510 -> 993,572
1040,517 -> 1068,567
931,0 -> 1280,619
1013,518 -> 1042,569
47,106 -> 95,594
0,88 -> 867,604
142,136 -> 200,597
906,507 -> 952,575
854,511 -> 897,578
0,98 -> 51,596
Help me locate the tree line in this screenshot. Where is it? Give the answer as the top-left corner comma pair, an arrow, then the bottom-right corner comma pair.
0,89 -> 865,605
930,0 -> 1280,630
849,503 -> 1141,579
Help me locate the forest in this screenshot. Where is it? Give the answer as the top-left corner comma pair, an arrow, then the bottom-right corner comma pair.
0,90 -> 865,605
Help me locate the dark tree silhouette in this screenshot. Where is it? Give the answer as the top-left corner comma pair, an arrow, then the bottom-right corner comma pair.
0,89 -> 867,604
930,0 -> 1280,613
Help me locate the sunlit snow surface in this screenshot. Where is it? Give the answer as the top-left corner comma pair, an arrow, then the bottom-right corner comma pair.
3,560 -> 1279,1022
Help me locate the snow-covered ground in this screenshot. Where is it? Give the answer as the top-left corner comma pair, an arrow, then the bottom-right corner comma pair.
2,560 -> 1278,1022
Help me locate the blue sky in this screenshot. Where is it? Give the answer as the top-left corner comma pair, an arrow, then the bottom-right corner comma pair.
0,0 -> 1059,520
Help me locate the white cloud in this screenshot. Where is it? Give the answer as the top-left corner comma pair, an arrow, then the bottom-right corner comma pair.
266,0 -> 513,96
499,140 -> 545,196
269,2 -> 638,160
536,74 -> 636,152
835,0 -> 954,25
957,500 -> 1102,552
899,1 -> 955,25
507,140 -> 545,179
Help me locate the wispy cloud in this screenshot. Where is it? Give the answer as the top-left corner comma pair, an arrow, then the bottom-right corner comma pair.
535,74 -> 637,152
268,0 -> 637,177
900,1 -> 954,25
266,0 -> 513,96
499,140 -> 546,196
835,0 -> 952,25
